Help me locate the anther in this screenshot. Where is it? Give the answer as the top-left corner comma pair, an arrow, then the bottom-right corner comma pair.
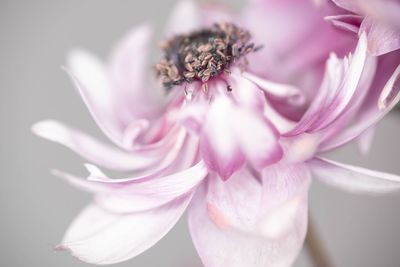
155,23 -> 260,90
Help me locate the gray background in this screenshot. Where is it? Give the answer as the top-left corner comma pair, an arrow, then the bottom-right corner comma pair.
1,0 -> 400,266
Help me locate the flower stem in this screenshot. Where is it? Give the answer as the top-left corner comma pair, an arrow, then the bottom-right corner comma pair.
305,215 -> 334,267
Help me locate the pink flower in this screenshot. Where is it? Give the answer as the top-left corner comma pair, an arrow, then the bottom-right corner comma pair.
329,0 -> 400,56
33,0 -> 400,266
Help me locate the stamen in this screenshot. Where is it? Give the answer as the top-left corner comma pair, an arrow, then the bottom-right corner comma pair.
156,23 -> 260,90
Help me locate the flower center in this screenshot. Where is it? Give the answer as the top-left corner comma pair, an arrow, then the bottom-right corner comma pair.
156,23 -> 259,89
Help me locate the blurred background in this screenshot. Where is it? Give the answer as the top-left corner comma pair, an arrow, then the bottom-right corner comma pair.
1,0 -> 400,266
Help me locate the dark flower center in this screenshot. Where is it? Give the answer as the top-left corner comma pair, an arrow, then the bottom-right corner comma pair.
156,23 -> 260,90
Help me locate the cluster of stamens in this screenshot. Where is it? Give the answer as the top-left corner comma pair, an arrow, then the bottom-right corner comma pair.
156,23 -> 260,90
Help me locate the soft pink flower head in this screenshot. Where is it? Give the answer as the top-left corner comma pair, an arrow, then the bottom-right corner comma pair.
33,0 -> 400,266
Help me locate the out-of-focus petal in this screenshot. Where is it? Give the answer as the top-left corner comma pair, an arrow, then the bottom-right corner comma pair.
200,96 -> 282,180
57,194 -> 192,265
188,165 -> 310,267
332,0 -> 400,29
108,24 -> 163,123
355,126 -> 376,155
243,0 -> 355,101
308,157 -> 400,194
361,16 -> 400,56
281,134 -> 321,164
263,99 -> 297,133
165,0 -> 201,35
198,2 -> 236,26
32,120 -> 173,171
331,0 -> 361,13
325,14 -> 363,33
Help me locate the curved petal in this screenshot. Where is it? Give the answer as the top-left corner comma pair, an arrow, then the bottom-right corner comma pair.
108,24 -> 163,122
243,0 -> 355,93
361,16 -> 400,56
308,157 -> 400,194
53,160 -> 207,213
316,54 -> 377,144
188,165 -> 310,267
332,0 -> 400,29
228,71 -> 266,112
325,14 -> 363,34
284,53 -> 345,136
57,194 -> 192,265
285,34 -> 368,136
200,96 -> 282,180
242,71 -> 305,106
331,0 -> 361,13
32,120 -> 179,171
309,33 -> 368,131
66,49 -> 124,146
67,25 -> 163,149
94,161 -> 207,213
320,63 -> 400,151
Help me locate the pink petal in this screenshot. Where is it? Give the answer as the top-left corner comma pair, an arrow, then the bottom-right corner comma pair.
263,100 -> 297,133
361,16 -> 400,56
188,165 -> 310,267
95,161 -> 207,213
320,63 -> 400,151
32,120 -> 180,171
198,1 -> 236,26
316,54 -> 377,145
331,0 -> 361,13
308,157 -> 400,194
228,71 -> 266,112
57,194 -> 192,265
242,71 -> 305,106
200,96 -> 282,180
66,49 -> 124,146
333,0 -> 400,29
285,34 -> 368,136
284,53 -> 344,136
325,14 -> 363,33
53,160 -> 207,213
309,33 -> 368,131
243,0 -> 355,95
199,96 -> 245,180
281,134 -> 321,164
67,25 -> 163,149
108,24 -> 163,122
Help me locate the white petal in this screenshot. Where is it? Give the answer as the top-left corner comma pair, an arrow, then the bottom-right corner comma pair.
66,49 -> 124,145
53,160 -> 207,213
58,194 -> 192,265
308,157 -> 400,194
32,120 -> 177,171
